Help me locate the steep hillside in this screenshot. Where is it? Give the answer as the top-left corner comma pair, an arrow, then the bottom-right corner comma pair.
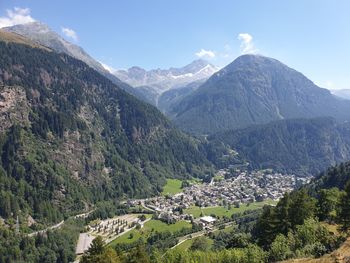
172,55 -> 350,134
0,30 -> 213,223
208,117 -> 350,176
307,161 -> 350,191
3,22 -> 149,103
158,79 -> 205,114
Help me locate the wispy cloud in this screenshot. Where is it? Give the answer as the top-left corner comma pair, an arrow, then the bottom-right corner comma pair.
238,33 -> 258,54
195,49 -> 216,59
61,27 -> 78,41
0,7 -> 35,28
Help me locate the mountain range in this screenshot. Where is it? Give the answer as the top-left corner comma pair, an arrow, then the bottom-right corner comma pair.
112,59 -> 218,106
113,59 -> 218,92
170,54 -> 350,134
2,21 -> 350,219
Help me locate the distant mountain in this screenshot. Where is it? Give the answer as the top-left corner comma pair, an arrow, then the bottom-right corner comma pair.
172,54 -> 350,134
157,79 -> 205,114
0,30 -> 213,222
331,89 -> 350,100
3,22 -> 148,102
114,59 -> 219,104
209,117 -> 350,176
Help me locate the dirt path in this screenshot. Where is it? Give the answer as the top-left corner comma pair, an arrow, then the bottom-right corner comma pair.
27,220 -> 64,237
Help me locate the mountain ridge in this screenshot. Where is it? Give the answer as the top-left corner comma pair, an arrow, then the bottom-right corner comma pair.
208,117 -> 350,176
113,59 -> 219,96
172,54 -> 350,134
3,21 -> 150,103
0,30 -> 213,223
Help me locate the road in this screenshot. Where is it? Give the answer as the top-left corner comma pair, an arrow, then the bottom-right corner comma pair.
169,221 -> 236,251
27,220 -> 64,237
27,209 -> 94,237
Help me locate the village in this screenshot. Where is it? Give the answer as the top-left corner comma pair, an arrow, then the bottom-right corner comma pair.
131,169 -> 310,222
73,168 -> 310,258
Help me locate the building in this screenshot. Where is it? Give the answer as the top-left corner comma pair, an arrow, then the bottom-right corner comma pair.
199,216 -> 216,226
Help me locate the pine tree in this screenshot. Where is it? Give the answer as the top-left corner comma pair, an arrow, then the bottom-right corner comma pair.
339,181 -> 350,230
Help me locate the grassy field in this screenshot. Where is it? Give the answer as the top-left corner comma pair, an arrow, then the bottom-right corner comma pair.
162,179 -> 183,195
175,237 -> 214,251
143,219 -> 191,233
109,219 -> 192,247
162,178 -> 202,196
184,200 -> 276,218
110,229 -> 142,244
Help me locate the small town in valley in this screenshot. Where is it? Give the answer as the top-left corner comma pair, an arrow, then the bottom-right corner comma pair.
73,167 -> 309,259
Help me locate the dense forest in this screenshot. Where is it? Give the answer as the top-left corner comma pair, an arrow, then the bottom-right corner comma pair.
0,32 -> 213,225
208,117 -> 350,176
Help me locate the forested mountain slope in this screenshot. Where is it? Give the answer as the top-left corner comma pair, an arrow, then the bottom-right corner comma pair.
3,22 -> 149,103
0,30 -> 213,223
208,117 -> 350,176
173,55 -> 350,134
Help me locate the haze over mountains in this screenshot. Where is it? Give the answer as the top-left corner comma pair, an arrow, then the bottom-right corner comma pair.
331,89 -> 350,100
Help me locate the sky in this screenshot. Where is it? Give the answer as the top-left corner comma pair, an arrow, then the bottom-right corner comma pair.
0,1 -> 349,90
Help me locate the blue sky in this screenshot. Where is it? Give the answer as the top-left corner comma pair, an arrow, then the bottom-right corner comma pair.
0,1 -> 349,90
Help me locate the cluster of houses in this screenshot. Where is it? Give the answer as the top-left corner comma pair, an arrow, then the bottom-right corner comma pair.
131,170 -> 309,223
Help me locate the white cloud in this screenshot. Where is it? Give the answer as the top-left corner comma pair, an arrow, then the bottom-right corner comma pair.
0,7 -> 35,28
238,33 -> 258,54
195,49 -> 216,59
100,62 -> 116,73
61,27 -> 78,41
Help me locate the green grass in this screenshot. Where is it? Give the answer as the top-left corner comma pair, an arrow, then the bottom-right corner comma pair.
174,237 -> 214,251
143,219 -> 191,233
162,179 -> 183,195
109,229 -> 142,245
108,219 -> 192,247
184,200 -> 276,218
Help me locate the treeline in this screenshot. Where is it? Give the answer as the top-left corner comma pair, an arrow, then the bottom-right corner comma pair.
0,219 -> 84,263
252,181 -> 350,261
0,125 -> 90,223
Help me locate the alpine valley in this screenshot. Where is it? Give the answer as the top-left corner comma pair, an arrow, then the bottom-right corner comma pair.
1,11 -> 350,263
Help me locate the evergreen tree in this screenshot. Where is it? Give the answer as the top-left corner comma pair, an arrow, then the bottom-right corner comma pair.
339,181 -> 350,230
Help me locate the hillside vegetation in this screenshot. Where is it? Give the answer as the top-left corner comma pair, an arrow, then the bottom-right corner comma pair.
0,31 -> 213,224
208,117 -> 350,176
